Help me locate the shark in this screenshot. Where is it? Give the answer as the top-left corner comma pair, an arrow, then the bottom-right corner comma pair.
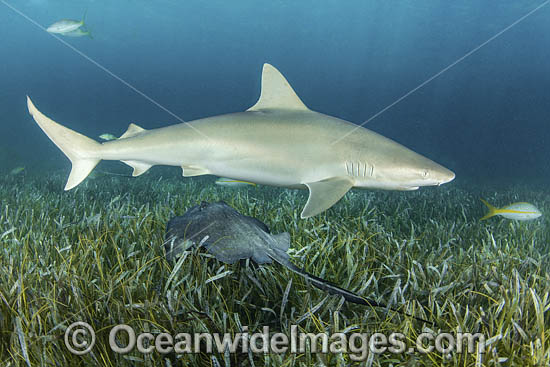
26,63 -> 455,218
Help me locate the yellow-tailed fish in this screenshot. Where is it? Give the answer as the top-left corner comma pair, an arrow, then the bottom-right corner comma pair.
480,199 -> 542,221
215,177 -> 256,187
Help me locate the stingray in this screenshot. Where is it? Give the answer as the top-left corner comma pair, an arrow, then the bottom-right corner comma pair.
165,201 -> 430,323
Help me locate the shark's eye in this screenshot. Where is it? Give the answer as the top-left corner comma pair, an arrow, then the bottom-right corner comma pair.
422,170 -> 429,178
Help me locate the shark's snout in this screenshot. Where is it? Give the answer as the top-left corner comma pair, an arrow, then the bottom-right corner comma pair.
432,166 -> 455,186
403,159 -> 455,188
442,169 -> 455,184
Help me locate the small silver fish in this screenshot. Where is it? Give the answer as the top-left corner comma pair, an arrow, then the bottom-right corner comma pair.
46,11 -> 87,35
47,19 -> 84,34
99,133 -> 118,141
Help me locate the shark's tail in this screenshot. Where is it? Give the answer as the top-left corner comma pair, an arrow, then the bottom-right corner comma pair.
480,198 -> 498,220
27,96 -> 102,190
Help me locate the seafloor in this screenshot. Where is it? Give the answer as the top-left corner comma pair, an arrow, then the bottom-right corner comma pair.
1,166 -> 549,366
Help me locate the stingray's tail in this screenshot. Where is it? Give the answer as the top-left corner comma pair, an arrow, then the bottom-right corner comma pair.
268,249 -> 431,324
27,96 -> 102,190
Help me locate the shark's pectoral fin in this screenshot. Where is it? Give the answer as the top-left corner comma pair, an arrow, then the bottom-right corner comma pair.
302,177 -> 355,218
181,165 -> 210,177
120,123 -> 146,139
121,160 -> 152,176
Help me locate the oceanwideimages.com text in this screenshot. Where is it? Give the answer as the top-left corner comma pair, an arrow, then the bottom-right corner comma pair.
65,322 -> 486,360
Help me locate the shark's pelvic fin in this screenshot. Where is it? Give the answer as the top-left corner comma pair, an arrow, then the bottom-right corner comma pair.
181,165 -> 210,177
120,123 -> 146,139
121,160 -> 153,176
247,63 -> 309,112
27,96 -> 101,190
302,177 -> 355,218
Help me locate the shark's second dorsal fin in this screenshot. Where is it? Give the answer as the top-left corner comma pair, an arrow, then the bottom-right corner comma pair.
247,64 -> 309,112
120,123 -> 146,139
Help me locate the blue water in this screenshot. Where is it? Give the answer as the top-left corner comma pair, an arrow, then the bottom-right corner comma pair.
1,0 -> 549,184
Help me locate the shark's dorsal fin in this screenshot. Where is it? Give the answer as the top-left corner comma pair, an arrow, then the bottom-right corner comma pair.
247,64 -> 309,112
120,123 -> 146,139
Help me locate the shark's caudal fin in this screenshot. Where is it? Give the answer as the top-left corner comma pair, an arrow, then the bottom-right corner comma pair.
27,96 -> 101,190
480,198 -> 498,220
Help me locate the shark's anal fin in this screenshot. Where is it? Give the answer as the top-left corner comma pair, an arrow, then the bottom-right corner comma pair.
121,160 -> 152,176
247,63 -> 309,112
181,165 -> 210,177
302,177 -> 355,218
120,123 -> 146,139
